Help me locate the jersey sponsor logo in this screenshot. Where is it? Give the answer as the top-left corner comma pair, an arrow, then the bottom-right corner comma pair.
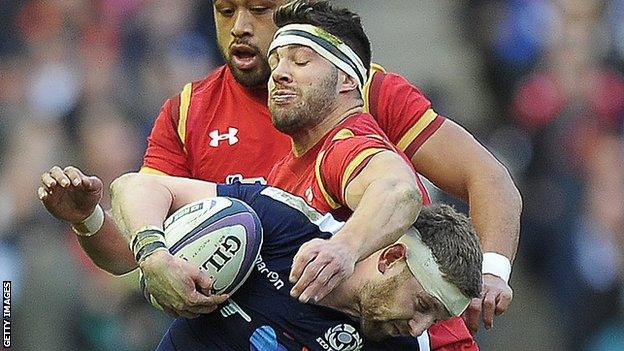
210,127 -> 239,147
255,255 -> 284,290
220,299 -> 252,322
316,324 -> 362,351
226,174 -> 267,185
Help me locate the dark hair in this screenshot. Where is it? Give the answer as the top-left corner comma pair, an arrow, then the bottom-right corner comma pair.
274,0 -> 371,78
414,204 -> 483,299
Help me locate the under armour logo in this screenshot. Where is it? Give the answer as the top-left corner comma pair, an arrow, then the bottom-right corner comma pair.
209,127 -> 239,147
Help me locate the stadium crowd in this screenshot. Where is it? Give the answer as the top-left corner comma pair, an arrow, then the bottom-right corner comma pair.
1,0 -> 623,350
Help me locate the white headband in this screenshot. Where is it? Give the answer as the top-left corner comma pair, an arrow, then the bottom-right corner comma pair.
268,23 -> 368,90
398,227 -> 472,317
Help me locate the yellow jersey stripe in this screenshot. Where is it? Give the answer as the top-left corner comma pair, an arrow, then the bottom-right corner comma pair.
362,63 -> 386,113
314,150 -> 341,209
332,129 -> 355,141
341,148 -> 387,196
397,109 -> 438,151
139,166 -> 169,176
177,82 -> 193,149
365,134 -> 385,141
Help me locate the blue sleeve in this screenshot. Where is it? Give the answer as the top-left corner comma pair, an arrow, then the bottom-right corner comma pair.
216,182 -> 266,204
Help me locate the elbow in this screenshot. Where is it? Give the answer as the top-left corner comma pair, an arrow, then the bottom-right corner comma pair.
389,177 -> 423,214
110,172 -> 142,197
491,163 -> 523,215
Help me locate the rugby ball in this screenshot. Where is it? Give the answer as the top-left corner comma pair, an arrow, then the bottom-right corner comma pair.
140,197 -> 263,303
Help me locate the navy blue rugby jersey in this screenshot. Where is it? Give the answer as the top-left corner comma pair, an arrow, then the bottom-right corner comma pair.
157,182 -> 424,351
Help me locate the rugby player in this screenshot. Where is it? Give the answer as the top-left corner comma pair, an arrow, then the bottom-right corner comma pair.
38,0 -> 521,341
109,172 -> 483,350
262,2 -> 475,348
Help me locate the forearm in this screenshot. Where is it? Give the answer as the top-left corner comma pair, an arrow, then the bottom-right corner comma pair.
334,178 -> 422,261
109,173 -> 175,243
412,120 -> 522,262
466,167 -> 521,261
109,173 -> 218,243
76,210 -> 138,275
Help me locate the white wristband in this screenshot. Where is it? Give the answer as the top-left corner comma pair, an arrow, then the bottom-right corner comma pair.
482,252 -> 512,283
71,204 -> 105,237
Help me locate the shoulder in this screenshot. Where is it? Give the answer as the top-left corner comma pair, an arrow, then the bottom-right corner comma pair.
157,65 -> 227,121
325,113 -> 387,143
377,71 -> 426,97
318,114 -> 392,170
174,65 -> 229,105
189,65 -> 229,96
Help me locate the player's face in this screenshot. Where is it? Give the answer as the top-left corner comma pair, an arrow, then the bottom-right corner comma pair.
213,0 -> 287,87
267,45 -> 339,135
359,270 -> 451,341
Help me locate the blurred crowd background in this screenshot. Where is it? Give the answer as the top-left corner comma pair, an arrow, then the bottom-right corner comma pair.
1,0 -> 623,350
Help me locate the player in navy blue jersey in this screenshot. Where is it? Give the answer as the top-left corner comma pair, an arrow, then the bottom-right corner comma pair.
110,173 -> 482,351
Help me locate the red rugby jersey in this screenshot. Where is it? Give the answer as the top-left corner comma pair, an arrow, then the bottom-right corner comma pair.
267,112 -> 429,218
142,65 -> 291,183
141,64 -> 445,183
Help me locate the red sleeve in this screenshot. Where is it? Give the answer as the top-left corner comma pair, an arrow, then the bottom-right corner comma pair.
370,72 -> 445,159
319,135 -> 392,205
141,96 -> 191,177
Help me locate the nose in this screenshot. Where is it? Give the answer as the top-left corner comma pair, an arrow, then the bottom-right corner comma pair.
271,59 -> 293,85
231,10 -> 253,38
408,318 -> 433,337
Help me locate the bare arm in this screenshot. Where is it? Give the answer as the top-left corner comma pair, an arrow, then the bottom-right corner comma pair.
76,212 -> 137,274
109,172 -> 228,318
412,120 -> 521,261
109,173 -> 218,242
289,150 -> 422,303
38,166 -> 136,275
39,168 -> 221,274
412,119 -> 522,333
336,150 -> 423,260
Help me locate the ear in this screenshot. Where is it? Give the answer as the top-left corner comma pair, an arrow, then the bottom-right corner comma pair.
377,243 -> 407,274
338,72 -> 359,94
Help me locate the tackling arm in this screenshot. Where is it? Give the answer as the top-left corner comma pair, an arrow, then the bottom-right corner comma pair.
412,119 -> 521,333
76,213 -> 138,274
288,150 -> 422,303
335,150 -> 423,261
412,120 -> 521,262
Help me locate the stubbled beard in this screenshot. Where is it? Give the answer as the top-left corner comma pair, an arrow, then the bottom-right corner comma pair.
358,270 -> 408,341
269,68 -> 338,136
219,43 -> 272,88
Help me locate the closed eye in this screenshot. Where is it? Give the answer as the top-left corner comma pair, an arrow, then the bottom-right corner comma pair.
216,7 -> 235,17
250,6 -> 270,15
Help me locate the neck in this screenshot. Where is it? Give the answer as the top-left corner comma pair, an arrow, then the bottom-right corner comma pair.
248,84 -> 267,95
243,84 -> 268,101
291,102 -> 362,156
317,256 -> 373,318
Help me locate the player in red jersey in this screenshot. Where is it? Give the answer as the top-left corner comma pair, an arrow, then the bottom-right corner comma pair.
39,0 -> 521,339
264,4 -> 477,349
